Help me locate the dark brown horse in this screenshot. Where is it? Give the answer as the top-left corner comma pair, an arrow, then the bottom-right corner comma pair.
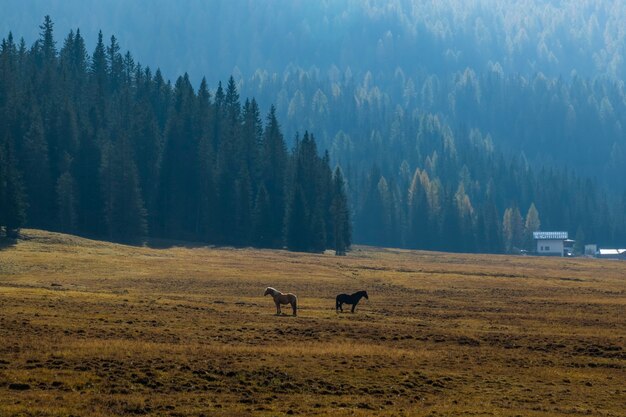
336,290 -> 368,313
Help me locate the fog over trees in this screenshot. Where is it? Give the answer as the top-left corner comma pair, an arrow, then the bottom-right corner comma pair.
1,2 -> 625,252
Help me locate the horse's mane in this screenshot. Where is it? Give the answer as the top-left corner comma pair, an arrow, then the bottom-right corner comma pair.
265,287 -> 279,295
352,290 -> 367,297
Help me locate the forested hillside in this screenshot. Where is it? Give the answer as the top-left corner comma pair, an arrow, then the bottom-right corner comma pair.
2,7 -> 626,253
4,1 -> 626,82
242,66 -> 626,251
0,18 -> 351,254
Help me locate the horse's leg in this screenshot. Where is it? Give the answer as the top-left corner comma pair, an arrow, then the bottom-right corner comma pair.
351,302 -> 356,313
292,301 -> 297,316
275,301 -> 281,315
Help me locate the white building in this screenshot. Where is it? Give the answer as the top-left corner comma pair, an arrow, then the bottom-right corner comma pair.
533,231 -> 569,256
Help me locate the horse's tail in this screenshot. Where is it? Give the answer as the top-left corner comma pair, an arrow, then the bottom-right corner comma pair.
292,295 -> 298,316
335,296 -> 340,310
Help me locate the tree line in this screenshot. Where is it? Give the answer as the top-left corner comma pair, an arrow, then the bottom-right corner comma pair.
3,17 -> 625,255
0,17 -> 351,254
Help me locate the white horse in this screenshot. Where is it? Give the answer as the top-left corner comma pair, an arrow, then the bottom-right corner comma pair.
264,287 -> 298,316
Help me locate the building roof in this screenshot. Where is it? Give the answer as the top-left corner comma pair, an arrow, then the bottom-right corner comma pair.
533,231 -> 568,240
597,249 -> 626,255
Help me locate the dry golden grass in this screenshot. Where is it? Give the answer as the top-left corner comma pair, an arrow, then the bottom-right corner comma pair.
0,229 -> 625,416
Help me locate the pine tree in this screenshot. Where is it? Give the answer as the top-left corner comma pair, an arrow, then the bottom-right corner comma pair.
101,134 -> 147,243
285,185 -> 308,251
39,15 -> 56,63
19,107 -> 54,228
215,77 -> 242,243
440,192 -> 461,252
479,190 -> 502,253
107,35 -> 123,92
56,170 -> 77,233
90,31 -> 108,93
234,166 -> 253,245
252,183 -> 272,247
574,226 -> 585,255
74,131 -> 104,237
157,74 -> 199,240
261,106 -> 288,247
195,77 -> 215,240
356,165 -> 382,245
331,166 -> 351,255
242,98 -> 262,189
0,141 -> 27,238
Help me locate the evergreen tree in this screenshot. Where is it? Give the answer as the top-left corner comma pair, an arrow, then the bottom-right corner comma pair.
574,226 -> 585,255
107,35 -> 123,92
252,183 -> 272,247
234,166 -> 253,245
0,141 -> 27,238
479,191 -> 502,253
101,134 -> 147,243
440,192 -> 461,252
215,77 -> 242,243
261,106 -> 288,247
90,31 -> 107,89
156,74 -> 199,240
56,170 -> 77,233
39,15 -> 56,63
285,185 -> 308,251
407,168 -> 429,249
74,131 -> 104,237
195,77 -> 215,240
356,165 -> 383,245
331,166 -> 351,255
20,107 -> 53,228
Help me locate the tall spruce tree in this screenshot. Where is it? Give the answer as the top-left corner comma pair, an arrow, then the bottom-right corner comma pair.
101,133 -> 147,243
285,185 -> 309,251
0,141 -> 27,238
331,166 -> 351,255
252,183 -> 272,247
261,106 -> 288,247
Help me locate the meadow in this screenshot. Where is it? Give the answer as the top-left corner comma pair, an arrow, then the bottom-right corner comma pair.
0,230 -> 625,416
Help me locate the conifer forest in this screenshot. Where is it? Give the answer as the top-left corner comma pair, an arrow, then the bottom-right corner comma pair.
2,2 -> 626,254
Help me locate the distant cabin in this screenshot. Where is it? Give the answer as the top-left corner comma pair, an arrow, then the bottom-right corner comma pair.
533,231 -> 573,257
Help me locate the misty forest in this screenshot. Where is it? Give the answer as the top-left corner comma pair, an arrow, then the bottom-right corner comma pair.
2,1 -> 626,254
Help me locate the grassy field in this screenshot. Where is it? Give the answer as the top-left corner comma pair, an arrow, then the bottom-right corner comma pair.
0,229 -> 625,416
